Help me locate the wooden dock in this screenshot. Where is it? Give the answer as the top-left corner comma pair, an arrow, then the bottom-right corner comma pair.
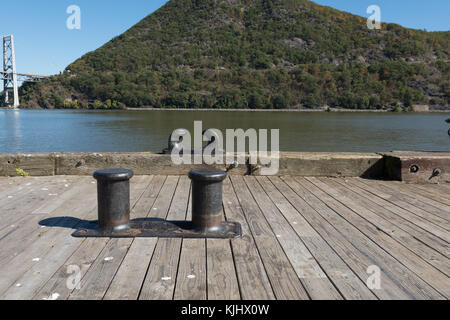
0,175 -> 449,300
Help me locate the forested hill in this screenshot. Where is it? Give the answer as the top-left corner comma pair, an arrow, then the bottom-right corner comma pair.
20,0 -> 450,110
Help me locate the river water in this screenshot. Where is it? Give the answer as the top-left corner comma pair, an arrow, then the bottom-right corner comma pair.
0,109 -> 449,153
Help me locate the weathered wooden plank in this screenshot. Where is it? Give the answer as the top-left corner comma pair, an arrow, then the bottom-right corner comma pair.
0,177 -> 32,194
320,178 -> 450,258
1,174 -> 448,300
32,176 -> 152,301
360,179 -> 450,226
1,235 -> 86,300
206,239 -> 240,300
0,177 -> 85,242
247,176 -> 342,300
398,183 -> 450,208
129,175 -> 166,220
267,176 -> 377,300
0,178 -> 94,266
142,175 -> 181,222
185,184 -> 192,221
0,177 -> 52,210
340,178 -> 450,260
0,178 -> 98,297
362,179 -> 450,224
68,238 -> 133,300
290,176 -> 445,300
0,176 -> 82,231
348,179 -> 450,236
18,176 -> 151,300
48,173 -> 166,301
354,179 -> 450,228
67,176 -> 153,300
31,178 -> 86,215
309,177 -> 450,298
413,181 -> 450,193
204,183 -> 241,300
139,176 -> 189,300
174,239 -> 207,300
173,181 -> 209,300
222,178 -> 275,300
230,175 -> 309,300
0,177 -> 96,272
103,175 -> 168,300
377,180 -> 450,215
139,238 -> 182,301
0,153 -> 56,176
106,238 -> 157,301
344,180 -> 450,276
0,176 -> 69,199
33,238 -> 109,300
411,183 -> 450,203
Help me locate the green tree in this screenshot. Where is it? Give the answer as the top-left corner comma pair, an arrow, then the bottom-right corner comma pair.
272,95 -> 288,109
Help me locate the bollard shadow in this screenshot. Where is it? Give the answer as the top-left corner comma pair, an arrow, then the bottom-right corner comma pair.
39,217 -> 170,231
41,217 -> 241,239
39,217 -> 98,230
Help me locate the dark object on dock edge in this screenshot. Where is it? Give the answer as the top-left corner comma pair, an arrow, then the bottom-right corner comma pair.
72,168 -> 241,239
162,129 -> 224,155
446,118 -> 450,137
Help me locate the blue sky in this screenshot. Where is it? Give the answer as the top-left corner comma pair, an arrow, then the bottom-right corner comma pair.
0,0 -> 449,77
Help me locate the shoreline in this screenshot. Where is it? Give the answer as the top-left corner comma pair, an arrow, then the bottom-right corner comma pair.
125,107 -> 450,113
2,107 -> 450,113
125,107 -> 376,112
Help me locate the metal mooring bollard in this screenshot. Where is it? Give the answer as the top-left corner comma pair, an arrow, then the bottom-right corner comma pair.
73,168 -> 241,239
189,170 -> 227,232
94,168 -> 134,231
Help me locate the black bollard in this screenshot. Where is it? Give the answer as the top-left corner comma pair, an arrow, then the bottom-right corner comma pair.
94,168 -> 134,231
73,168 -> 241,239
189,170 -> 227,232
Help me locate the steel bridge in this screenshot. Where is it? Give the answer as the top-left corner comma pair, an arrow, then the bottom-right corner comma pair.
0,71 -> 48,83
2,35 -> 48,108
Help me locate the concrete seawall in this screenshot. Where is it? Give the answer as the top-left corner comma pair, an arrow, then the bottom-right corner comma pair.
0,152 -> 384,178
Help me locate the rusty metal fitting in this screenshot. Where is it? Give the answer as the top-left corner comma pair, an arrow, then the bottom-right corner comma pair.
410,165 -> 419,173
432,168 -> 442,177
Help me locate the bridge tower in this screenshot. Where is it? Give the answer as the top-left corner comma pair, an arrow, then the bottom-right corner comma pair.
2,35 -> 19,108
